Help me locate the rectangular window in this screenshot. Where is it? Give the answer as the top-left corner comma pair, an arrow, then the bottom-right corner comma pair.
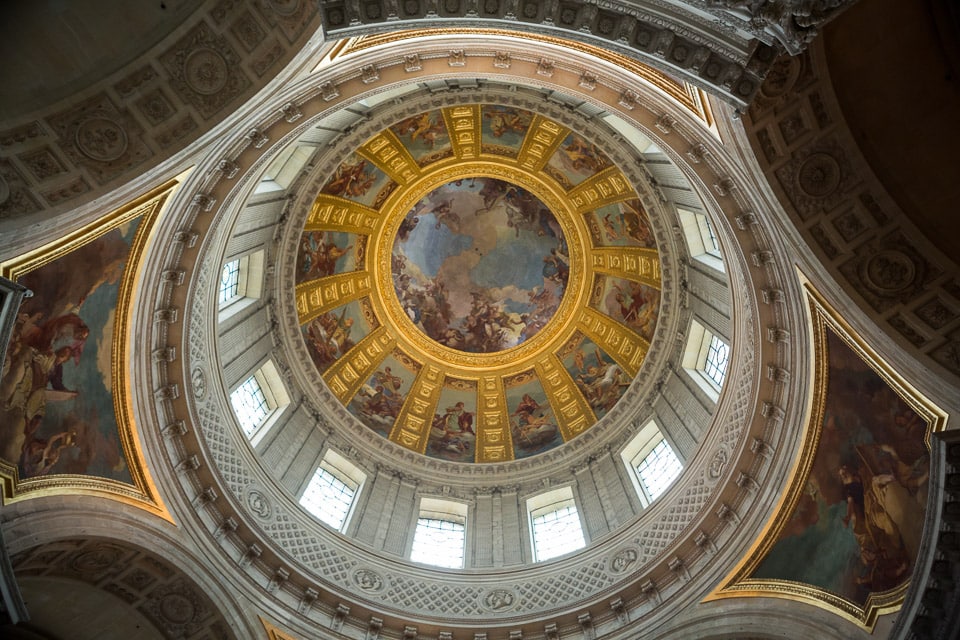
635,438 -> 683,502
702,334 -> 730,387
228,361 -> 290,441
218,251 -> 265,314
678,207 -> 724,272
621,420 -> 684,507
299,450 -> 365,532
682,319 -> 729,401
219,260 -> 241,304
230,375 -> 269,437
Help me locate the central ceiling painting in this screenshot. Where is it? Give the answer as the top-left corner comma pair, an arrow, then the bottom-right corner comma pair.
391,178 -> 567,353
293,104 -> 662,463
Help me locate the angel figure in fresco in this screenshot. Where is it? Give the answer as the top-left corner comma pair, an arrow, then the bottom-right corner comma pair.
602,213 -> 622,241
356,367 -> 406,422
541,250 -> 570,287
393,113 -> 446,148
20,420 -> 78,477
621,200 -> 655,247
503,187 -> 551,236
609,281 -> 657,338
301,232 -> 353,279
397,215 -> 420,242
510,394 -> 558,449
484,107 -> 528,138
23,312 -> 90,366
306,309 -> 355,368
573,348 -> 587,374
430,198 -> 460,232
611,281 -> 647,325
560,135 -> 609,173
373,366 -> 403,394
430,401 -> 475,455
575,349 -> 627,413
474,178 -> 508,215
322,158 -> 375,198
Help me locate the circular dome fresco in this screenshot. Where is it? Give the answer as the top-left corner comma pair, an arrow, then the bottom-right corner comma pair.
293,104 -> 662,463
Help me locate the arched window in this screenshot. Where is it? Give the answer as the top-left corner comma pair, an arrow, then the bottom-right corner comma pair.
410,498 -> 467,569
527,486 -> 586,562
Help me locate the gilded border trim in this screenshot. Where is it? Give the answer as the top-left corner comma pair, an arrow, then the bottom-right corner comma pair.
704,273 -> 949,629
0,179 -> 181,522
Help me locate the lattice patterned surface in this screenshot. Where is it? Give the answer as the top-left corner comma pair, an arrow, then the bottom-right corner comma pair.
171,79 -> 777,621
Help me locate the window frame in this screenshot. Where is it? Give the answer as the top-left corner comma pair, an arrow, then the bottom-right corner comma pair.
682,319 -> 729,401
298,449 -> 366,533
526,486 -> 587,562
678,207 -> 724,273
620,420 -> 684,508
409,497 -> 468,569
228,360 -> 290,444
218,250 -> 265,315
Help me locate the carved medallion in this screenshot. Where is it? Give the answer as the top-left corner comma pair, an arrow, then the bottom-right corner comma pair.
353,568 -> 385,592
71,546 -> 119,573
796,152 -> 841,198
246,488 -> 273,519
159,592 -> 196,623
707,446 -> 729,482
481,588 -> 517,612
191,366 -> 207,399
861,249 -> 917,295
610,546 -> 639,573
184,48 -> 230,95
75,117 -> 128,162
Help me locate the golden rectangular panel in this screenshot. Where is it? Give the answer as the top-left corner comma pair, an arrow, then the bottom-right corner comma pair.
390,365 -> 444,452
357,130 -> 421,185
592,247 -> 661,287
476,375 -> 515,462
294,272 -> 371,324
306,196 -> 380,234
569,166 -> 634,213
577,307 -> 649,377
518,115 -> 568,171
322,330 -> 395,404
444,105 -> 481,160
534,356 -> 595,442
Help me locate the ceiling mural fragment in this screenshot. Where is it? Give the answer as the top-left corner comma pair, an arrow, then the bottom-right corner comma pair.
294,104 -> 662,463
711,283 -> 949,628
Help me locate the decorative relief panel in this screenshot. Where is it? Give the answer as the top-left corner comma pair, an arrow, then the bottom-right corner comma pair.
160,21 -> 253,119
47,93 -> 154,184
0,2 -> 319,222
744,42 -> 960,380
